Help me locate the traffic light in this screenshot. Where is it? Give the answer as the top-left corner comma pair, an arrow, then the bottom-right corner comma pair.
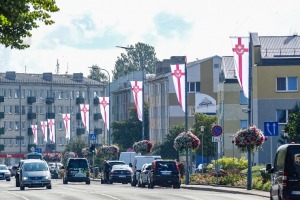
90,144 -> 96,154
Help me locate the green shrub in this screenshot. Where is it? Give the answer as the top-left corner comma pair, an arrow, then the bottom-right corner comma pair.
210,156 -> 248,170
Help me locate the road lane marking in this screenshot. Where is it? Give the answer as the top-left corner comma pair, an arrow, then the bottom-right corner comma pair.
3,191 -> 30,200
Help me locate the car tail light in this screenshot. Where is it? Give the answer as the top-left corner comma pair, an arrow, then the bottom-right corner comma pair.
152,162 -> 156,171
175,162 -> 179,171
282,171 -> 287,188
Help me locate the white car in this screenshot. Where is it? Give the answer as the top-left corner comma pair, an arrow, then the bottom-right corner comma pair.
0,164 -> 11,181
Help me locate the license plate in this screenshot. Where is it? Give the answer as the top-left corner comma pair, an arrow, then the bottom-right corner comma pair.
292,191 -> 300,195
161,172 -> 171,175
33,181 -> 41,184
0,175 -> 3,178
118,175 -> 126,178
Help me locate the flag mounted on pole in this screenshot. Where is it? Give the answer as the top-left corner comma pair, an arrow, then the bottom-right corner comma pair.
47,119 -> 55,143
62,113 -> 71,139
131,81 -> 143,121
170,63 -> 186,112
41,121 -> 48,142
231,37 -> 250,98
31,125 -> 38,144
99,97 -> 110,130
80,104 -> 89,132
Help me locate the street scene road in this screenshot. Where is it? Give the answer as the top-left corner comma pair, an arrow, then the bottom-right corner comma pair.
0,179 -> 268,200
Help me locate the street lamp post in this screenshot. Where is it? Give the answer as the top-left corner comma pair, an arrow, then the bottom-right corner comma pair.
116,46 -> 144,140
200,126 -> 204,173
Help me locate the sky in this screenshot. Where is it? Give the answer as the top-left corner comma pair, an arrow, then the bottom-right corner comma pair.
1,0 -> 300,78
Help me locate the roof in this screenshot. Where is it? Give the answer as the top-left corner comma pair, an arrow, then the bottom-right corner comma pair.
221,56 -> 236,80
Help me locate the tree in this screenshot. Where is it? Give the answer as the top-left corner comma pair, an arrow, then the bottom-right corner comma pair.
113,42 -> 159,80
88,65 -> 109,83
284,102 -> 300,142
111,103 -> 149,151
0,0 -> 60,49
152,124 -> 185,160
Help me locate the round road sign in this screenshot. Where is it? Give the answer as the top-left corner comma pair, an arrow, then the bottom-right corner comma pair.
212,125 -> 223,137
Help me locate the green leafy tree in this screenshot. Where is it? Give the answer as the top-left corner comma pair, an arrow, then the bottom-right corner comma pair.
193,113 -> 218,163
0,0 -> 60,49
88,65 -> 109,83
113,42 -> 159,80
111,103 -> 149,151
152,124 -> 185,160
284,102 -> 300,142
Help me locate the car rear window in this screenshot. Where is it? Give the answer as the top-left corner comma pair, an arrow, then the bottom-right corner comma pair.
156,161 -> 176,170
68,159 -> 88,168
286,147 -> 300,177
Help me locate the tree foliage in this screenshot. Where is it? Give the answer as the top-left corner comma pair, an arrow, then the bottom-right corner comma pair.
0,0 -> 60,49
113,42 -> 159,80
88,65 -> 109,83
111,103 -> 149,151
284,102 -> 300,142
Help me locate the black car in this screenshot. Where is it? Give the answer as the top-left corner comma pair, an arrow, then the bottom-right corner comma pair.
148,160 -> 181,189
48,162 -> 63,179
137,163 -> 151,187
101,160 -> 125,184
62,158 -> 90,184
109,164 -> 132,184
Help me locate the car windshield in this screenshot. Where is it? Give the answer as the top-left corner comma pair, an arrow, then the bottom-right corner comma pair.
68,160 -> 88,168
23,163 -> 48,171
156,162 -> 176,170
112,165 -> 129,170
0,165 -> 8,170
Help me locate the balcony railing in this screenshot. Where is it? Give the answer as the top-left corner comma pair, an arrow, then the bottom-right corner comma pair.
27,96 -> 36,104
27,112 -> 37,120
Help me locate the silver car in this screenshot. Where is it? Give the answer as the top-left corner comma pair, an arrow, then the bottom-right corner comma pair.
0,165 -> 11,181
19,159 -> 52,190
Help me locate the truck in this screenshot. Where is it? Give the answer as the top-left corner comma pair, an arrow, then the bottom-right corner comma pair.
119,152 -> 141,166
131,155 -> 161,186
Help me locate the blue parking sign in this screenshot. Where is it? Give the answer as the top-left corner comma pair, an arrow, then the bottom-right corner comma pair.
264,122 -> 279,136
90,133 -> 97,140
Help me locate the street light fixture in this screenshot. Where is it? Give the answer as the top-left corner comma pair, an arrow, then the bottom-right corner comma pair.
116,45 -> 145,140
200,126 -> 205,173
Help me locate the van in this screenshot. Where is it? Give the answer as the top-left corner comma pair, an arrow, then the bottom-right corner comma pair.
62,158 -> 90,185
119,152 -> 141,165
266,144 -> 300,200
131,155 -> 161,186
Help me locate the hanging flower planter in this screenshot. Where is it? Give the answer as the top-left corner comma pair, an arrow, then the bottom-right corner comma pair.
101,145 -> 119,156
174,131 -> 200,151
233,125 -> 266,152
82,147 -> 91,156
132,140 -> 153,154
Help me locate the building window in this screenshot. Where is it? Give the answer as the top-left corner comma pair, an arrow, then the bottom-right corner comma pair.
188,82 -> 200,93
240,120 -> 247,129
59,121 -> 63,130
22,106 -> 26,115
15,106 -> 20,114
21,89 -> 25,98
276,109 -> 292,124
15,89 -> 19,98
9,122 -> 13,130
15,121 -> 20,130
214,64 -> 219,68
240,91 -> 248,105
277,77 -> 298,92
58,91 -> 64,99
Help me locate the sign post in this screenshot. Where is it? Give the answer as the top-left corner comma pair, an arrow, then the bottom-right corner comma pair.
211,125 -> 223,186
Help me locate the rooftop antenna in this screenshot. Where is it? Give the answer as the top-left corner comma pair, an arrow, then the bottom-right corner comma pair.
56,59 -> 60,74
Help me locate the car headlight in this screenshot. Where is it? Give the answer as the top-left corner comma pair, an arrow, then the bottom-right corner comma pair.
22,177 -> 28,181
45,176 -> 51,180
5,172 -> 11,175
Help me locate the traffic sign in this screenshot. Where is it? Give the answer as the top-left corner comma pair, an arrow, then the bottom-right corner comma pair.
35,148 -> 42,153
212,136 -> 222,142
90,133 -> 97,140
212,125 -> 223,137
264,122 -> 279,136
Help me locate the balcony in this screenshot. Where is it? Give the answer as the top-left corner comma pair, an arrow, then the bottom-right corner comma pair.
94,128 -> 102,134
46,97 -> 54,104
76,97 -> 84,105
0,127 -> 4,135
27,144 -> 37,152
0,96 -> 4,103
28,127 -> 33,136
76,128 -> 86,135
27,96 -> 36,104
93,97 -> 99,105
94,113 -> 102,120
76,113 -> 82,120
46,113 -> 55,119
27,112 -> 37,120
0,112 -> 4,119
0,144 -> 4,151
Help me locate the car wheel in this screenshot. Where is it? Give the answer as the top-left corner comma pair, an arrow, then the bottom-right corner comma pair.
63,178 -> 68,184
86,180 -> 90,185
131,181 -> 136,187
148,181 -> 154,189
20,185 -> 25,190
46,185 -> 52,189
173,183 -> 180,189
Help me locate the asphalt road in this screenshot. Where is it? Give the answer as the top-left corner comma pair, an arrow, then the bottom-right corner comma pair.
0,179 -> 268,200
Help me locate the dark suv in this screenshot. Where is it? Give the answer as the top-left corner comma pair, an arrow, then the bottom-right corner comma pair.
62,158 -> 90,184
148,160 -> 180,189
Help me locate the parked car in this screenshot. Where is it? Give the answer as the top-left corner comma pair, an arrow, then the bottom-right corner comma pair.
266,144 -> 300,200
0,164 -> 11,181
109,164 -> 132,184
19,159 -> 52,190
148,160 -> 181,189
137,163 -> 151,187
62,158 -> 90,184
101,160 -> 125,184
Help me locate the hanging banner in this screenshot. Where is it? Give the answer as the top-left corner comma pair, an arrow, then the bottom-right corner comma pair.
40,121 -> 48,143
170,63 -> 186,112
62,113 -> 71,139
99,97 -> 110,130
130,81 -> 143,121
80,104 -> 89,132
47,119 -> 55,143
31,125 -> 38,144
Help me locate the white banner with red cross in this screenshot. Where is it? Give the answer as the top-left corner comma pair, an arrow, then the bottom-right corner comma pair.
47,119 -> 55,143
40,121 -> 48,142
31,125 -> 38,144
170,63 -> 186,112
99,97 -> 110,130
80,104 -> 89,132
62,113 -> 71,139
130,81 -> 143,121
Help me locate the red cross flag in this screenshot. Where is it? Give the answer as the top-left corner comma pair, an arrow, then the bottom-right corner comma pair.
31,125 -> 38,144
47,119 -> 55,143
40,121 -> 48,142
99,97 -> 109,130
170,63 -> 186,112
80,104 -> 89,132
130,81 -> 143,121
231,37 -> 249,98
62,113 -> 71,139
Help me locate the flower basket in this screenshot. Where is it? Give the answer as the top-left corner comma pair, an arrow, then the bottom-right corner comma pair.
101,145 -> 119,156
132,140 -> 153,154
82,147 -> 91,156
174,131 -> 200,151
233,125 -> 266,152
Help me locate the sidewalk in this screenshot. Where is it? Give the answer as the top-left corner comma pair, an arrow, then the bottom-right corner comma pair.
181,184 -> 269,198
